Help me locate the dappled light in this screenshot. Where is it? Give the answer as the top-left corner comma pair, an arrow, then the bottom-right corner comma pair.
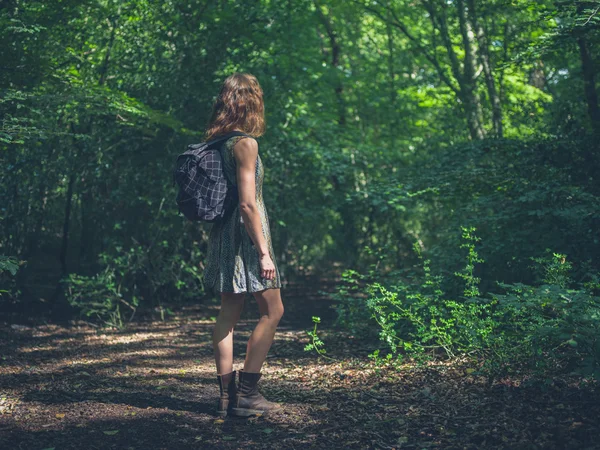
3,309 -> 599,448
2,0 -> 600,448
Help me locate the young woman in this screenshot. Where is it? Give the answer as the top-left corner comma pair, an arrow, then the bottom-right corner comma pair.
202,72 -> 284,417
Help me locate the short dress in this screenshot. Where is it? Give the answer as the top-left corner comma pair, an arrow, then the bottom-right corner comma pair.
202,135 -> 282,294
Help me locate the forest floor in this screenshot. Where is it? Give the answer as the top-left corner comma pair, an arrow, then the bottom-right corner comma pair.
1,280 -> 599,449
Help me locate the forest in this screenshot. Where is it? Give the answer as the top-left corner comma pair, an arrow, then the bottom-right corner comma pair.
1,0 -> 600,448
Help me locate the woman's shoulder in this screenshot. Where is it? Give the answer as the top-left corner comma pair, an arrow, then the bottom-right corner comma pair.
228,134 -> 258,145
223,135 -> 258,164
227,135 -> 258,153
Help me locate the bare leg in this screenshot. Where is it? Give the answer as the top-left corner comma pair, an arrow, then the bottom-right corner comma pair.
243,288 -> 284,373
213,292 -> 246,374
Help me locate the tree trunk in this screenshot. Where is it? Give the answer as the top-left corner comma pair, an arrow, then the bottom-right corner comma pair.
498,20 -> 510,108
314,0 -> 346,126
425,0 -> 485,139
26,144 -> 55,258
98,19 -> 116,86
466,0 -> 503,137
78,188 -> 93,266
386,4 -> 397,148
578,36 -> 600,133
59,167 -> 77,276
456,0 -> 486,140
364,1 -> 486,139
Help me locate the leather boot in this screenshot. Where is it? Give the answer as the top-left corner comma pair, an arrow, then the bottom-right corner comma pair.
231,369 -> 282,417
216,370 -> 236,416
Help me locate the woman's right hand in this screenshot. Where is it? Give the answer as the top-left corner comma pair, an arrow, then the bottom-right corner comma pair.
259,253 -> 276,280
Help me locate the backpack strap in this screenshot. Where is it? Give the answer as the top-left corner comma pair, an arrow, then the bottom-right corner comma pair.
206,130 -> 252,147
213,131 -> 254,190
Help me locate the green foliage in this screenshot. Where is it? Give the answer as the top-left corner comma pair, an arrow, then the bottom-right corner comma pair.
64,240 -> 204,327
362,230 -> 497,361
1,0 -> 599,343
336,229 -> 600,380
330,268 -> 373,331
0,255 -> 22,298
0,256 -> 20,276
453,227 -> 485,298
65,249 -> 142,328
414,137 -> 600,294
65,266 -> 135,329
489,274 -> 600,379
304,316 -> 328,356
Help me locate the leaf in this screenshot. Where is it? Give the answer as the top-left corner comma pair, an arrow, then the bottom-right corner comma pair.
103,430 -> 119,435
55,413 -> 65,419
214,419 -> 225,424
262,428 -> 274,434
222,436 -> 235,441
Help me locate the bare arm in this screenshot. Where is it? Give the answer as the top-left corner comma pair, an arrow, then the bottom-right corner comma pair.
233,137 -> 275,280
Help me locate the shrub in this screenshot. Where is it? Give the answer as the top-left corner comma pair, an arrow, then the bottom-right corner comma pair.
334,227 -> 600,380
64,241 -> 204,327
65,265 -> 135,328
0,255 -> 22,300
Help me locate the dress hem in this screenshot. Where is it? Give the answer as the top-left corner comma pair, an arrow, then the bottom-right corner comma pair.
213,285 -> 283,295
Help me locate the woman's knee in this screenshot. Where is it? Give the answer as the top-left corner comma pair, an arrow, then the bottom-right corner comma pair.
269,301 -> 284,322
254,289 -> 284,322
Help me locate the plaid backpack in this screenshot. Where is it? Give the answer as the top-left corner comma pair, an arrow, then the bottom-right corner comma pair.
173,131 -> 251,222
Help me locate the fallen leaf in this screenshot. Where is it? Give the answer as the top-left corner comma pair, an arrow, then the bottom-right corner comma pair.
103,430 -> 119,435
55,413 -> 65,419
214,419 -> 225,424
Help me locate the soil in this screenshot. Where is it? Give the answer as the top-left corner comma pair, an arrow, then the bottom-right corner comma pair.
1,283 -> 599,449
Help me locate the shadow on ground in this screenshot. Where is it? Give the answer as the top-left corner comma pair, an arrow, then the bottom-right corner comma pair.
1,286 -> 599,449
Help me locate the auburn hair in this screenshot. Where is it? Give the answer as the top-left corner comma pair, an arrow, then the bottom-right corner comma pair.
204,72 -> 266,141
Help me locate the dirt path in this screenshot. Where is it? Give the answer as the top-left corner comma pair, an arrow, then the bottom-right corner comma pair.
1,290 -> 599,449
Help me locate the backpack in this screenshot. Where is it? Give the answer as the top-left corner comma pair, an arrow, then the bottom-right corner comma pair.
173,131 -> 251,222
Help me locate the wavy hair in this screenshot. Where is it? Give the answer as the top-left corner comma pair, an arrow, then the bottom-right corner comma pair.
204,72 -> 266,141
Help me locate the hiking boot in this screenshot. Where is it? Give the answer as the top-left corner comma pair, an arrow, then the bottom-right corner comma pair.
216,370 -> 237,416
231,369 -> 282,417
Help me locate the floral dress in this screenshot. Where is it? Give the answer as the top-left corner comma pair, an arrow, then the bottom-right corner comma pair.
202,135 -> 282,294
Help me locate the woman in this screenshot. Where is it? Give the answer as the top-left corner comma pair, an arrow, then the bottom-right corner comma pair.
202,72 -> 284,417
